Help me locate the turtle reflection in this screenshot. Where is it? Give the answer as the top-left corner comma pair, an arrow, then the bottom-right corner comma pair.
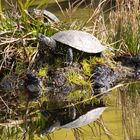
40,99 -> 106,135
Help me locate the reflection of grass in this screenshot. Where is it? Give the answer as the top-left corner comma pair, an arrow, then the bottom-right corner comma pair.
38,118 -> 113,140
118,82 -> 140,140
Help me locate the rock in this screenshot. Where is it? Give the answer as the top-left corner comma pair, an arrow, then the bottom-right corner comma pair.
24,73 -> 42,101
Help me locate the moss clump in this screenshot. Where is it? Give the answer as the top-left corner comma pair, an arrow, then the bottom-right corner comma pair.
81,57 -> 106,76
67,69 -> 92,88
67,70 -> 85,85
38,66 -> 48,77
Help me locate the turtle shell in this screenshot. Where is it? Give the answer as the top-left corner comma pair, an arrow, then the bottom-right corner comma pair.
32,9 -> 60,23
52,30 -> 106,53
43,10 -> 60,23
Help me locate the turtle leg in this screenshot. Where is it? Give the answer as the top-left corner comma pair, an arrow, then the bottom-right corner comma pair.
65,48 -> 73,65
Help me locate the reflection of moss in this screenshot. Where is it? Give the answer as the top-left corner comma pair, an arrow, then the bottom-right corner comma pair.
15,60 -> 27,74
67,90 -> 92,102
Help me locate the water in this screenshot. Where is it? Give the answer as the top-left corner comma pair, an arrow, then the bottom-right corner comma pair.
40,82 -> 140,140
41,107 -> 124,140
46,0 -> 115,23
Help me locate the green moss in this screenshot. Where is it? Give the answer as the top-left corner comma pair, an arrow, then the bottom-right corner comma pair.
80,59 -> 91,76
89,57 -> 105,65
81,57 -> 106,76
67,69 -> 91,87
38,66 -> 48,77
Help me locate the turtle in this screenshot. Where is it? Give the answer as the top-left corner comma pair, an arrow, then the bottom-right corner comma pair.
38,30 -> 107,65
28,8 -> 60,23
41,105 -> 106,135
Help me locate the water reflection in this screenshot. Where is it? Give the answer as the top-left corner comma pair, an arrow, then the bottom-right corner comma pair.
41,81 -> 140,140
118,81 -> 140,140
40,99 -> 106,135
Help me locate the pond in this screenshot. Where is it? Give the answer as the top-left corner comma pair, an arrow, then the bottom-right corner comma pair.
40,0 -> 116,26
38,82 -> 140,140
1,0 -> 140,140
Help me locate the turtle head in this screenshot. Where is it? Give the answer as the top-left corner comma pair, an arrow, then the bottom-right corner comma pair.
40,120 -> 60,136
38,33 -> 56,49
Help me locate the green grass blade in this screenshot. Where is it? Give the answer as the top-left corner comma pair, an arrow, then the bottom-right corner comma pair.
17,0 -> 24,11
36,0 -> 49,8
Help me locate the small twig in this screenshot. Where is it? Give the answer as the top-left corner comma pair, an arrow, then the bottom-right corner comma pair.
62,83 -> 124,109
22,101 -> 30,140
0,31 -> 13,36
96,118 -> 113,138
85,0 -> 107,25
55,0 -> 66,17
0,96 -> 13,114
27,49 -> 38,70
23,37 -> 36,41
0,120 -> 24,127
0,38 -> 20,46
0,32 -> 36,46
